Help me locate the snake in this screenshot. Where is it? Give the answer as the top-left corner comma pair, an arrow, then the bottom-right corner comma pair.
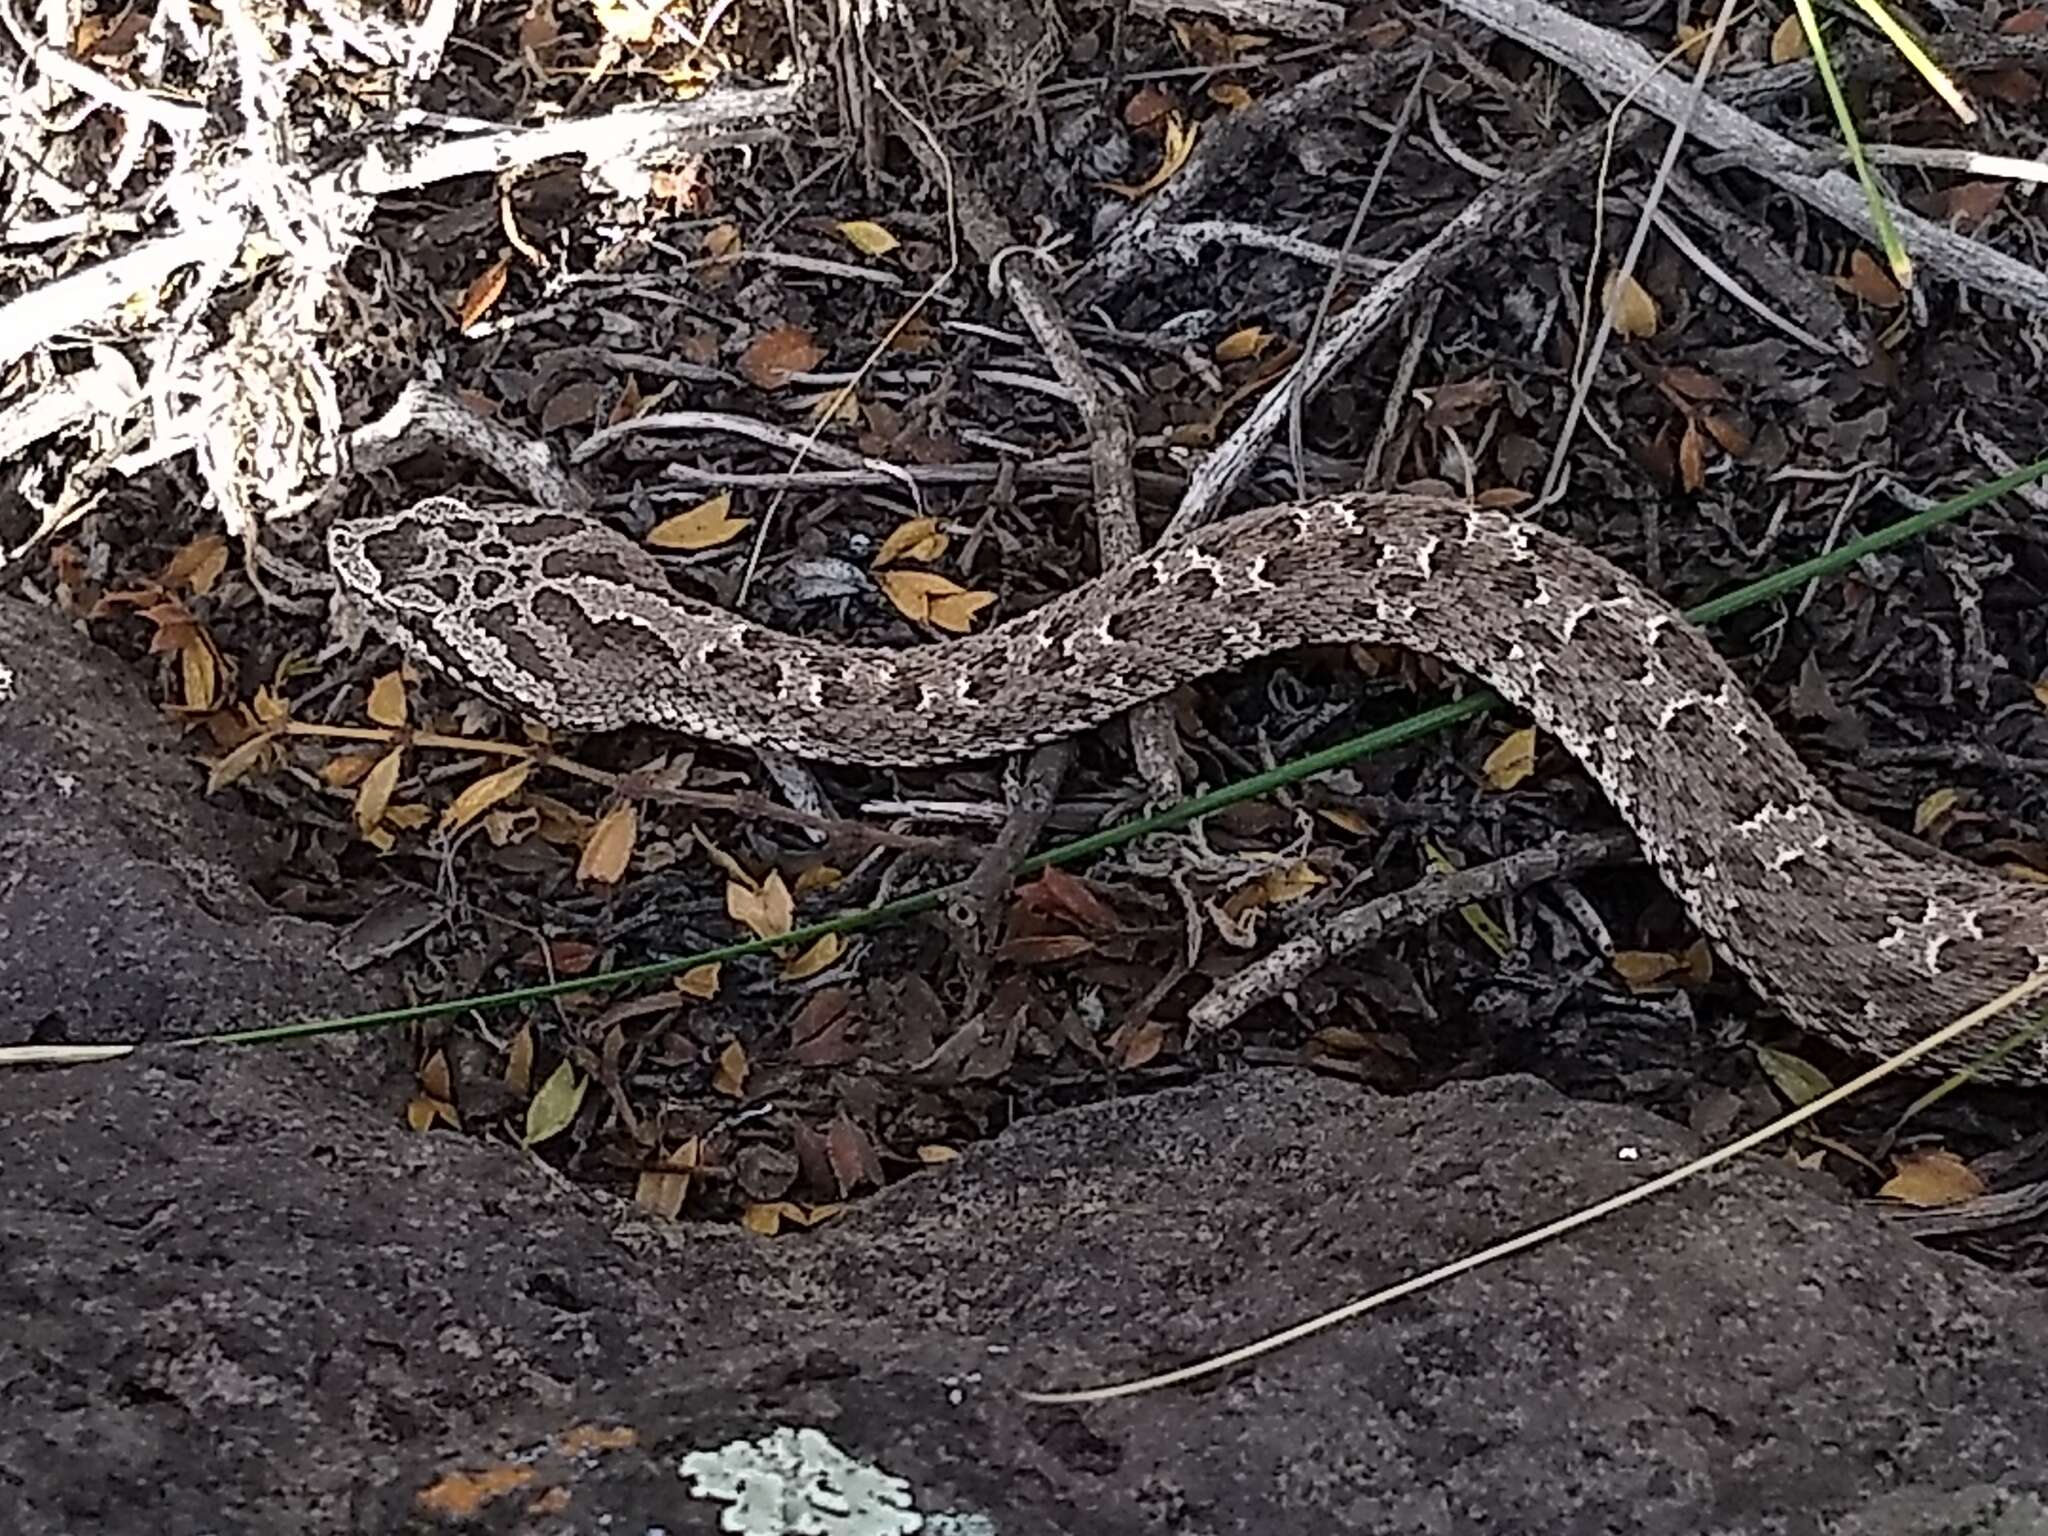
327,492 -> 2048,1082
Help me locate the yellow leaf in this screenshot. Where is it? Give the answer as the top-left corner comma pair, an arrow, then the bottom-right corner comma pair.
675,962 -> 722,1000
928,587 -> 997,634
206,730 -> 277,793
1753,1044 -> 1834,1106
1207,80 -> 1253,109
726,869 -> 794,941
702,223 -> 742,262
1769,11 -> 1808,61
459,257 -> 511,333
1604,270 -> 1659,338
354,746 -> 405,837
504,1023 -> 534,1095
1913,786 -> 1961,836
792,864 -> 843,896
589,0 -> 657,44
1878,1148 -> 1987,1207
916,1144 -> 960,1164
635,1138 -> 700,1218
1214,325 -> 1272,363
647,491 -> 749,551
178,632 -> 218,712
782,932 -> 844,980
1256,861 -> 1325,908
405,1096 -> 439,1133
442,760 -> 534,832
321,749 -> 378,788
1612,950 -> 1683,989
1483,726 -> 1538,790
367,669 -> 409,728
873,516 -> 949,568
740,1202 -> 786,1236
1103,112 -> 1198,198
1318,806 -> 1372,836
876,568 -> 966,624
577,802 -> 639,884
2033,675 -> 2048,709
837,219 -> 899,256
385,803 -> 431,830
712,1039 -> 749,1098
523,1060 -> 587,1147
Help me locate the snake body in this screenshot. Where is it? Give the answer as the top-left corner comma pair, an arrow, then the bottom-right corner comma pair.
328,493 -> 2048,1080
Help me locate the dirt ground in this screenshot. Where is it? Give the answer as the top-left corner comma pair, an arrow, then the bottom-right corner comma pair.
6,0 -> 2048,1255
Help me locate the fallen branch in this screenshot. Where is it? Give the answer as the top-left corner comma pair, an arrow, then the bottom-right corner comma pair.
1189,829 -> 1636,1035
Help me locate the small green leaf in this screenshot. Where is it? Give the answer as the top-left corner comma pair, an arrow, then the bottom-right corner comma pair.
524,1059 -> 588,1147
1752,1045 -> 1835,1107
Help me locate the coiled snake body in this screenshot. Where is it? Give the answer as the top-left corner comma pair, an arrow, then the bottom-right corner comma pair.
329,493 -> 2048,1081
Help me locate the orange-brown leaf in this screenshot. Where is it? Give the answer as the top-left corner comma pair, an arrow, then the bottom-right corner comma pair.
738,325 -> 824,389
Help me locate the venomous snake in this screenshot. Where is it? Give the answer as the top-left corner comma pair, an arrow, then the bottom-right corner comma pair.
328,492 -> 2048,1082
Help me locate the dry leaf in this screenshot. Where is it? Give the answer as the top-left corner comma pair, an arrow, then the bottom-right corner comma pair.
1753,1044 -> 1834,1106
873,516 -> 949,568
1678,419 -> 1707,492
578,802 -> 639,884
1879,1148 -> 1987,1207
206,730 -> 278,793
1913,786 -> 1962,835
1254,861 -> 1325,908
635,1138 -> 700,1218
1603,271 -> 1659,337
702,223 -> 742,262
160,534 -> 228,594
782,932 -> 845,980
916,1144 -> 960,1164
928,588 -> 997,634
1769,12 -> 1807,61
1214,325 -> 1272,363
2034,675 -> 2048,710
647,491 -> 750,550
442,761 -> 534,833
1483,726 -> 1538,790
676,962 -> 722,1000
726,869 -> 795,941
1612,950 -> 1684,989
1122,83 -> 1176,130
354,746 -> 405,837
1839,250 -> 1905,309
523,1060 -> 587,1147
1114,1018 -> 1169,1070
1103,112 -> 1198,198
1942,181 -> 2007,229
590,0 -> 659,43
712,1039 -> 749,1098
459,257 -> 511,333
876,568 -> 987,627
1207,81 -> 1253,109
367,670 -> 409,728
738,325 -> 824,389
504,1023 -> 534,1095
792,864 -> 843,896
837,219 -> 899,256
